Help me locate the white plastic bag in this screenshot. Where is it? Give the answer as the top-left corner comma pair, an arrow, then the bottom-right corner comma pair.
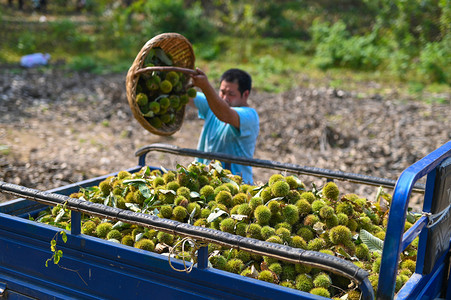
20,53 -> 51,68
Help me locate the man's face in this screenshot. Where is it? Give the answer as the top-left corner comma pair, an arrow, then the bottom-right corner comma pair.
219,80 -> 249,107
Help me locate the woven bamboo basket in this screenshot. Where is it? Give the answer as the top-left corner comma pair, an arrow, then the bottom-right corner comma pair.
126,33 -> 196,136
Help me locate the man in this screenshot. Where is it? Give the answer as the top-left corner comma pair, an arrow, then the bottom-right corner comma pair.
189,68 -> 259,184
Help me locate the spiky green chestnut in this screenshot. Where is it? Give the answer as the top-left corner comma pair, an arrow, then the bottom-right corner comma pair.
266,235 -> 283,244
347,290 -> 362,300
261,226 -> 276,240
281,264 -> 297,281
290,235 -> 307,249
193,218 -> 207,227
313,272 -> 332,288
300,191 -> 316,203
309,287 -> 330,298
322,181 -> 339,201
157,231 -> 174,245
225,258 -> 244,274
159,80 -> 172,93
276,227 -> 291,242
249,196 -> 263,210
304,214 -> 320,227
280,280 -> 295,289
395,274 -> 409,292
209,255 -> 227,270
258,270 -> 275,283
169,95 -> 180,110
165,71 -> 179,85
372,257 -> 382,273
136,93 -> 149,107
269,174 -> 285,186
149,101 -> 160,114
311,199 -> 326,213
337,213 -> 349,226
235,222 -> 247,236
307,238 -> 326,251
268,262 -> 283,276
282,204 -> 299,225
148,116 -> 162,128
187,202 -> 201,218
400,259 -> 416,273
215,190 -> 233,208
295,263 -> 312,274
254,205 -> 272,225
200,208 -> 211,219
107,229 -> 122,241
187,87 -> 197,98
295,199 -> 312,216
336,202 -> 354,216
271,181 -> 290,197
232,193 -> 248,206
246,223 -> 262,240
285,175 -> 299,189
135,238 -> 155,251
329,225 -> 352,245
295,273 -> 314,292
96,222 -> 113,238
159,205 -> 173,219
355,243 -> 371,261
172,205 -> 188,222
267,200 -> 281,215
319,205 -> 335,219
261,187 -> 273,203
219,217 -> 236,233
159,96 -> 170,109
121,235 -> 134,246
200,185 -> 215,200
296,226 -> 315,242
82,220 -> 97,236
237,203 -> 252,217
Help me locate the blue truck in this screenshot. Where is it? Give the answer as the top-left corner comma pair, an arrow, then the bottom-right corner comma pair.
1,141 -> 450,300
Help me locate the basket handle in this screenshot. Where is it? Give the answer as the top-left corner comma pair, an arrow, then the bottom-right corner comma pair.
134,66 -> 198,77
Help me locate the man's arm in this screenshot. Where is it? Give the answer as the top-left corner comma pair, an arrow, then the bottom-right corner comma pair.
190,68 -> 240,128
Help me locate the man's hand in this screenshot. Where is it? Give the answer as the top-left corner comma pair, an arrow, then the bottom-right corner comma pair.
191,68 -> 211,91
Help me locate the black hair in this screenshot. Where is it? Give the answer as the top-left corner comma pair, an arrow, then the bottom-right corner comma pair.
220,68 -> 252,95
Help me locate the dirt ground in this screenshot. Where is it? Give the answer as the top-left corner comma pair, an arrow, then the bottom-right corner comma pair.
0,67 -> 450,210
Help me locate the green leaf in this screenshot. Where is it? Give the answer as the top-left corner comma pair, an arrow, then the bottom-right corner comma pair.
231,214 -> 248,221
360,229 -> 383,253
125,203 -> 141,212
337,246 -> 352,259
210,161 -> 223,174
60,231 -> 67,243
190,191 -> 200,199
159,189 -> 176,195
123,179 -> 147,184
188,207 -> 197,225
112,221 -> 131,230
207,208 -> 229,223
135,232 -> 144,242
221,177 -> 240,190
139,184 -> 152,199
54,207 -> 66,223
154,48 -> 173,66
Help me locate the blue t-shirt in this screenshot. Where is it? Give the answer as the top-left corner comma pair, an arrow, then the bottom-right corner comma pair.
194,92 -> 259,184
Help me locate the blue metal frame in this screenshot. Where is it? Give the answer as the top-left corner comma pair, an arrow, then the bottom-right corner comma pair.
377,140 -> 451,299
0,211 -> 328,300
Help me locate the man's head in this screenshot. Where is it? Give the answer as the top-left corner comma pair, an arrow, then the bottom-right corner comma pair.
219,68 -> 252,107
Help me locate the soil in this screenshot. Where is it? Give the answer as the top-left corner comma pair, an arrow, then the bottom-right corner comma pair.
1,67 -> 450,210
